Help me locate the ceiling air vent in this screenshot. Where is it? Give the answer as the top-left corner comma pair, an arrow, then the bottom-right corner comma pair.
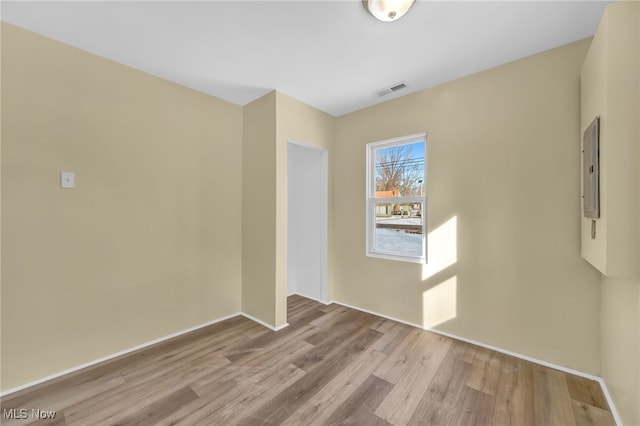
375,81 -> 408,98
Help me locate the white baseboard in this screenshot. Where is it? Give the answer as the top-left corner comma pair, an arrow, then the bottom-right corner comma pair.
0,301 -> 624,426
0,312 -> 242,398
597,380 -> 624,426
288,292 -> 330,305
330,300 -> 622,426
240,312 -> 289,332
330,300 -> 423,329
1,310 -> 292,398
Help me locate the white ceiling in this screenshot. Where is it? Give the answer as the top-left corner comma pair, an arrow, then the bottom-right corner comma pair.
1,0 -> 612,117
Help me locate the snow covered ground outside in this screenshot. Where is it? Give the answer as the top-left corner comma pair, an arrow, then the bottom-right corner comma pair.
376,217 -> 422,226
375,228 -> 422,256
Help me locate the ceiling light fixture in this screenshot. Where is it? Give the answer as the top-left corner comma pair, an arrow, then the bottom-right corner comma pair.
363,0 -> 416,22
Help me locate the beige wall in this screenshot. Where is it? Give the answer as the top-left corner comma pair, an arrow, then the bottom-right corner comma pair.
593,3 -> 640,426
242,92 -> 278,326
275,92 -> 334,319
0,18 -> 4,385
333,38 -> 602,374
241,91 -> 334,328
581,1 -> 640,279
580,12 -> 608,273
3,8 -> 638,417
601,277 -> 639,426
1,23 -> 243,391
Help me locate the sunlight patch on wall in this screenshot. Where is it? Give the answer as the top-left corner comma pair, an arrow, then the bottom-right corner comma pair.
422,276 -> 457,329
422,215 -> 457,281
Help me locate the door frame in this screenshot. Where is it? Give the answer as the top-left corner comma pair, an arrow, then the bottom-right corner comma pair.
287,140 -> 328,303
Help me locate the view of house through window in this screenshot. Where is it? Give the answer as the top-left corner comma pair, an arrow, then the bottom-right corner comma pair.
367,134 -> 426,263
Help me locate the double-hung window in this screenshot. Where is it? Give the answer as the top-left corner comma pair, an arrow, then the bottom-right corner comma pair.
366,133 -> 427,263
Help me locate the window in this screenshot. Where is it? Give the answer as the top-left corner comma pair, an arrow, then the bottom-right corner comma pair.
366,133 -> 427,263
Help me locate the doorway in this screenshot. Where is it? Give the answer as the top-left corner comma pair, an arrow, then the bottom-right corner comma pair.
287,141 -> 328,303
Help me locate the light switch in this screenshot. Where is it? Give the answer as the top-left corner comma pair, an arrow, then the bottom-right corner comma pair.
61,172 -> 75,189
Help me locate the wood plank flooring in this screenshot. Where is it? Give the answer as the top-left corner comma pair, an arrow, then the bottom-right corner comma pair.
1,295 -> 616,426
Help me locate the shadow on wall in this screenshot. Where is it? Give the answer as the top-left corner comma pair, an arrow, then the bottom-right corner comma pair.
422,215 -> 458,329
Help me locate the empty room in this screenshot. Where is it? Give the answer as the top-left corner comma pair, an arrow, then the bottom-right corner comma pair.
1,0 -> 639,425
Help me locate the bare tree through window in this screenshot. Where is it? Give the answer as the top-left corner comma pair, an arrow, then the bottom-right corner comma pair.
375,143 -> 424,196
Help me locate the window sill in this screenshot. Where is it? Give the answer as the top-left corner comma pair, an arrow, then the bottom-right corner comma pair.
366,251 -> 426,264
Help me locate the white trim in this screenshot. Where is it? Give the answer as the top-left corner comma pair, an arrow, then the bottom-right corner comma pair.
241,312 -> 289,332
289,292 -> 331,305
0,302 -> 623,426
0,311 -> 293,397
598,380 -> 623,426
366,134 -> 427,264
366,245 -> 426,265
320,148 -> 328,303
366,132 -> 426,150
287,138 -> 326,152
286,140 -> 329,303
331,300 -> 423,329
0,312 -> 242,397
330,300 -> 622,425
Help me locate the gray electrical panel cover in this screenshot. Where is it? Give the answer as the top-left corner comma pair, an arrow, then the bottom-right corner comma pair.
583,117 -> 600,218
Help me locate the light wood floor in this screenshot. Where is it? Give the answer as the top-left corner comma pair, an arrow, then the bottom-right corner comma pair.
1,295 -> 615,426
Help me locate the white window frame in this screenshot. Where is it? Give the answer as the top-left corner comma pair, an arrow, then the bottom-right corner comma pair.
366,133 -> 427,264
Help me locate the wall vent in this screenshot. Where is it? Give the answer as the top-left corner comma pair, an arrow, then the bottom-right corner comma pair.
375,81 -> 408,97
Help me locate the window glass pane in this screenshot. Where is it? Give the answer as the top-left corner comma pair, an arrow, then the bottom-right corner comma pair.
375,141 -> 425,197
374,202 -> 423,256
367,134 -> 426,263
